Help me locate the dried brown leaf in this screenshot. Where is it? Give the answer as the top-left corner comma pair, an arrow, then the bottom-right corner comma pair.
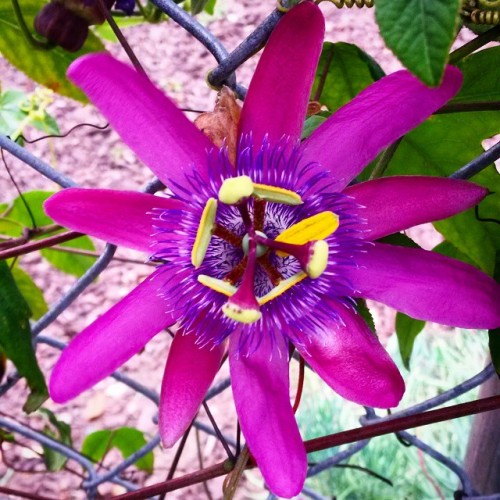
194,87 -> 241,165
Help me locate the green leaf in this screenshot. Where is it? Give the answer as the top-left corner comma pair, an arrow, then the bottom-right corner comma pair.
4,191 -> 55,235
0,261 -> 48,412
395,312 -> 426,370
191,0 -> 211,14
0,89 -> 28,136
11,266 -> 48,320
375,0 -> 461,86
0,217 -> 24,235
489,329 -> 500,376
383,111 -> 500,275
30,111 -> 60,136
39,408 -> 72,471
452,46 -> 500,104
377,232 -> 421,249
41,235 -> 96,277
356,299 -> 375,334
301,115 -> 327,140
0,0 -> 105,102
310,42 -> 379,114
93,17 -> 146,42
203,0 -> 217,15
488,252 -> 500,375
432,240 -> 478,268
0,428 -> 15,443
82,427 -> 154,473
2,190 -> 97,276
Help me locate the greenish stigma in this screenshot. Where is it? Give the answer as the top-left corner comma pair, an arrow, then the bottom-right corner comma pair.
242,231 -> 268,258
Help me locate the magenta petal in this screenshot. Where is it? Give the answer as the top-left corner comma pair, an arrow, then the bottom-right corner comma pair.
238,1 -> 324,147
297,303 -> 404,408
50,268 -> 178,403
300,66 -> 462,190
344,176 -> 488,241
229,331 -> 306,497
346,243 -> 500,329
159,333 -> 224,448
68,54 -> 214,192
45,188 -> 189,252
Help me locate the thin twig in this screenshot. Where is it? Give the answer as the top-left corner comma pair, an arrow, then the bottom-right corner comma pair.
165,424 -> 192,484
436,101 -> 500,114
46,244 -> 156,266
417,448 -> 445,500
1,148 -> 37,229
0,231 -> 83,260
222,446 -> 250,500
292,355 -> 305,413
202,401 -> 235,461
95,0 -> 147,75
195,427 -> 214,500
333,463 -> 393,487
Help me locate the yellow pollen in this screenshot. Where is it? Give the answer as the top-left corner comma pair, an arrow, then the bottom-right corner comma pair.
252,183 -> 303,205
274,211 -> 338,257
222,303 -> 262,324
197,274 -> 237,297
218,175 -> 254,205
306,240 -> 329,279
191,198 -> 217,268
258,271 -> 307,305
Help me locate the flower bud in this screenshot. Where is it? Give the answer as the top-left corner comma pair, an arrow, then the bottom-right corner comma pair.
62,0 -> 115,25
34,2 -> 89,52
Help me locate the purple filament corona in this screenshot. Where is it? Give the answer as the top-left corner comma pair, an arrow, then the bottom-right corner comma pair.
149,137 -> 369,354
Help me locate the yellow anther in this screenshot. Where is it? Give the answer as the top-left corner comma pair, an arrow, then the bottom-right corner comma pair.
275,211 -> 338,257
218,175 -> 254,205
252,183 -> 303,205
306,240 -> 329,279
258,271 -> 307,305
197,274 -> 237,297
191,198 -> 217,268
222,303 -> 262,324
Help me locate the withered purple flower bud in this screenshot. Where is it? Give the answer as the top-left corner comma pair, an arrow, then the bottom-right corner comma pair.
63,0 -> 115,25
34,2 -> 89,52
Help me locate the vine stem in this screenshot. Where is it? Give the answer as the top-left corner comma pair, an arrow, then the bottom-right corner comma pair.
368,138 -> 402,179
0,230 -> 83,260
10,0 -> 53,50
95,0 -> 146,75
115,395 -> 500,499
449,25 -> 500,64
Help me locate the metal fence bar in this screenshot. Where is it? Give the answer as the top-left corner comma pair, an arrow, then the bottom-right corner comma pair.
396,430 -> 478,497
362,363 -> 496,423
0,135 -> 77,188
84,435 -> 162,489
306,440 -> 370,478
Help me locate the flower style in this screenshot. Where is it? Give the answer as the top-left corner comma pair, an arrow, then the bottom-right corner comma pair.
46,2 -> 500,496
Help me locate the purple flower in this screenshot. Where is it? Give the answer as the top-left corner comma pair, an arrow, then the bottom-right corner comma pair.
114,0 -> 135,15
46,2 -> 500,496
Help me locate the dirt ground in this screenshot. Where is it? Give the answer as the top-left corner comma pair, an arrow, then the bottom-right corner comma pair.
0,1 -> 476,498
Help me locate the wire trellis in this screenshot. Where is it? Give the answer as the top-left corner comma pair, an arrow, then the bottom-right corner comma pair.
1,0 -> 500,498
